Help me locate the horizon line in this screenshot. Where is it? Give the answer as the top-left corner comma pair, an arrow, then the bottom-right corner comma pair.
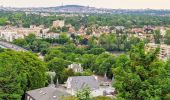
1,4 -> 170,10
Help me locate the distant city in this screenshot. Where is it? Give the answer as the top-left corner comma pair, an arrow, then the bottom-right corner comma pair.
1,5 -> 170,16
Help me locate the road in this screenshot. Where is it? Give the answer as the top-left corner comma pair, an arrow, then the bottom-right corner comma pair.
0,41 -> 28,52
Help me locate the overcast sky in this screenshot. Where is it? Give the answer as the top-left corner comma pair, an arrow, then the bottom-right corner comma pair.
0,0 -> 170,9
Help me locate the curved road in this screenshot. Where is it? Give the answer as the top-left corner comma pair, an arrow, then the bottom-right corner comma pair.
0,41 -> 28,52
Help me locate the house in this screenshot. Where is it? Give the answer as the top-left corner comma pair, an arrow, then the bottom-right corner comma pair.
53,20 -> 65,28
66,76 -> 99,94
0,30 -> 24,42
65,76 -> 115,97
68,63 -> 83,73
146,43 -> 170,60
25,85 -> 70,100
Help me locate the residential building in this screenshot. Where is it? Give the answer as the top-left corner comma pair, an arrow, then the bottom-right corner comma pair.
65,75 -> 115,97
53,20 -> 65,28
0,30 -> 24,42
68,63 -> 83,73
146,43 -> 170,60
66,76 -> 99,94
25,85 -> 70,100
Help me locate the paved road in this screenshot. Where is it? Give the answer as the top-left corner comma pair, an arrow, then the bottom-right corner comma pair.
0,41 -> 28,52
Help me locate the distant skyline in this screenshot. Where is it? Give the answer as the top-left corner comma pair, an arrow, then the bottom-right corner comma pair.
0,0 -> 170,9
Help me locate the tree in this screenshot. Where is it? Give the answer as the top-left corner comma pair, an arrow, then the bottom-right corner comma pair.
0,50 -> 47,99
153,30 -> 161,44
47,58 -> 71,83
164,30 -> 170,45
25,33 -> 36,43
58,33 -> 70,44
98,34 -> 116,51
0,17 -> 7,25
45,48 -> 65,61
13,38 -> 27,47
87,48 -> 106,55
0,65 -> 23,99
113,42 -> 165,100
94,53 -> 114,76
76,87 -> 91,100
80,54 -> 96,69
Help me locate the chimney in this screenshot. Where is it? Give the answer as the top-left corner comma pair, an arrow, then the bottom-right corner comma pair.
50,75 -> 54,84
55,78 -> 59,88
93,74 -> 98,81
104,72 -> 108,82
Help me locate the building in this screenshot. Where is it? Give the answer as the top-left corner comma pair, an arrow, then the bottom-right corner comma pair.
25,71 -> 69,100
0,30 -> 24,42
146,43 -> 170,60
0,25 -> 53,41
66,76 -> 99,94
25,85 -> 70,100
53,20 -> 65,28
65,76 -> 115,97
68,63 -> 83,73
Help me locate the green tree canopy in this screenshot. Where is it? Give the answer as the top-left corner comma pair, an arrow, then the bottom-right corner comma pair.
113,42 -> 166,100
0,50 -> 47,99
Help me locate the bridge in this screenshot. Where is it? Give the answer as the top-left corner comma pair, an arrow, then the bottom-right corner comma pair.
0,41 -> 28,52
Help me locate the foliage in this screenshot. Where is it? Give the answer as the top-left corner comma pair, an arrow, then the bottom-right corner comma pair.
47,58 -> 71,83
0,17 -> 8,25
92,96 -> 113,100
164,30 -> 170,45
112,42 -> 167,100
76,87 -> 91,100
0,50 -> 47,99
13,34 -> 50,54
153,30 -> 161,44
60,96 -> 77,100
87,47 -> 105,55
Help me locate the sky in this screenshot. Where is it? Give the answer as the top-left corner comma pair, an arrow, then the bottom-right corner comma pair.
0,0 -> 170,9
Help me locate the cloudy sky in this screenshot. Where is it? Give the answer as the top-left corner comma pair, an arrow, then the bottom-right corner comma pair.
0,0 -> 170,9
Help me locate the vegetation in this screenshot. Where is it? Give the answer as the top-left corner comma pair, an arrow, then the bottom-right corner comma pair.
112,42 -> 170,100
0,50 -> 47,99
1,11 -> 170,28
1,11 -> 170,100
164,30 -> 170,45
76,87 -> 91,100
13,34 -> 50,54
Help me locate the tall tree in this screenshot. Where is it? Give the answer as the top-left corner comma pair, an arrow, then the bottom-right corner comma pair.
164,30 -> 170,45
113,42 -> 166,100
0,50 -> 47,99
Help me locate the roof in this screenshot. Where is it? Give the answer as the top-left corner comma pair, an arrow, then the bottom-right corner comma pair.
26,86 -> 70,100
67,76 -> 99,91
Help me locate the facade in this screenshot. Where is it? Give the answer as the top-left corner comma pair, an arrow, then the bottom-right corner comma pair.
68,63 -> 83,73
146,43 -> 170,60
0,25 -> 58,41
0,31 -> 23,42
53,20 -> 65,28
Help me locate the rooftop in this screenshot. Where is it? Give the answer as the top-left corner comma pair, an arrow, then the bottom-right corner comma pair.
26,85 -> 70,100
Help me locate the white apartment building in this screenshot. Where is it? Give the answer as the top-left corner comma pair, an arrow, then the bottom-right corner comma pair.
68,63 -> 83,73
53,20 -> 65,28
146,43 -> 170,60
0,30 -> 24,42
